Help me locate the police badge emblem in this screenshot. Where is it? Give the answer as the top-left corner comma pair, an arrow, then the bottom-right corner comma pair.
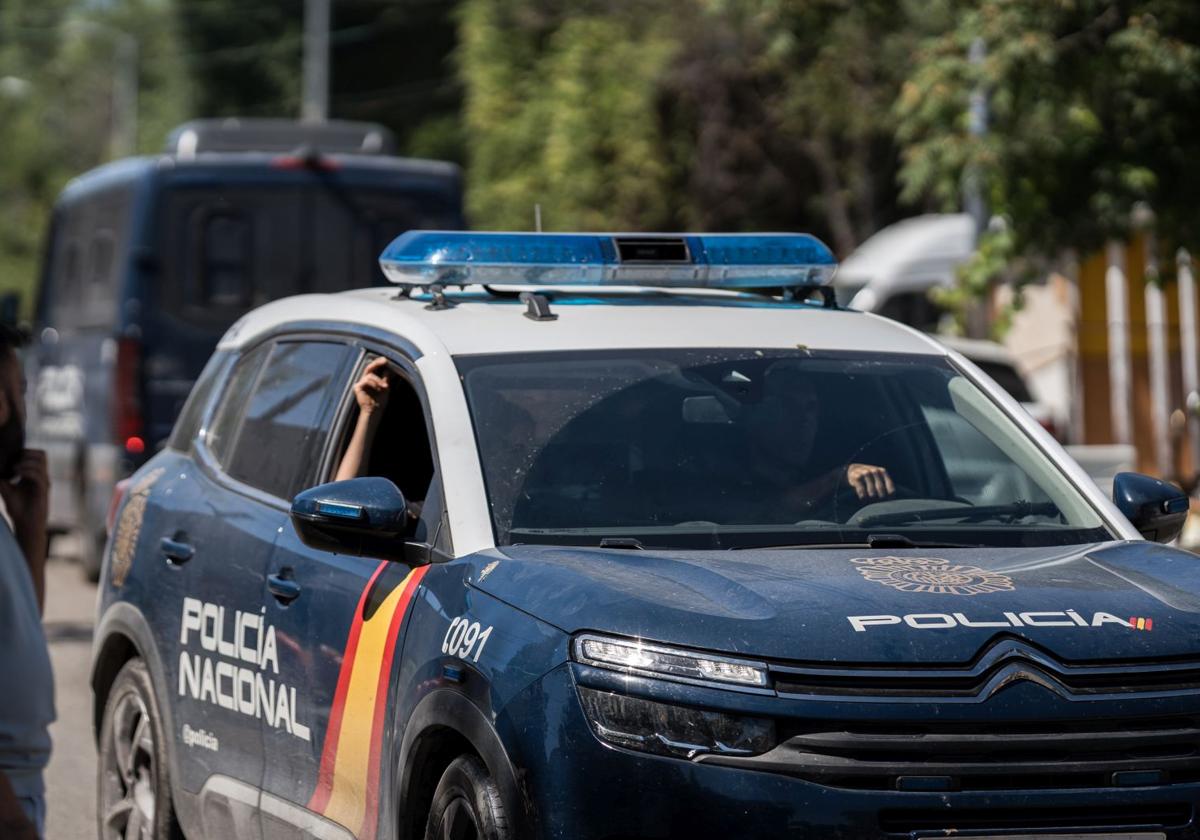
111,467 -> 166,587
850,556 -> 1015,596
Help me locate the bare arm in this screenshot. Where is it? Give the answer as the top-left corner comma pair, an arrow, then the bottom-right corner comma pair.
335,357 -> 391,483
336,410 -> 382,481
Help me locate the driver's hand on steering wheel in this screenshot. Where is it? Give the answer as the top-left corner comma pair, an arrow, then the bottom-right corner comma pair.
846,463 -> 895,500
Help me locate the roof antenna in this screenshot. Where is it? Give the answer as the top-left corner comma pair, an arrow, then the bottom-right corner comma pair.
534,203 -> 543,233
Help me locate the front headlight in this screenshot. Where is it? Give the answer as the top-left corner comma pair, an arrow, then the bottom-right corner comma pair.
578,687 -> 775,759
573,633 -> 770,690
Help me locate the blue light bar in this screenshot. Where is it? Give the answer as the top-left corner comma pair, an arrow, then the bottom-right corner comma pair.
379,231 -> 837,289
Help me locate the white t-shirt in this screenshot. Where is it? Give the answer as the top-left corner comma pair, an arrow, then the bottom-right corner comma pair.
0,522 -> 54,797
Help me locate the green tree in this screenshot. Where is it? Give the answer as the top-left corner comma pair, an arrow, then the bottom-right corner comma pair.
0,0 -> 191,312
460,0 -> 677,230
897,0 -> 1200,285
459,0 -> 938,248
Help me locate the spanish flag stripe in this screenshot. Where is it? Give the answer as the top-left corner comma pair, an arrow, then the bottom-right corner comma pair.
308,560 -> 389,813
359,565 -> 428,839
308,565 -> 428,833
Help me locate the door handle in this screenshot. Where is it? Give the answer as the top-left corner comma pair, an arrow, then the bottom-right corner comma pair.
267,569 -> 302,605
161,534 -> 194,565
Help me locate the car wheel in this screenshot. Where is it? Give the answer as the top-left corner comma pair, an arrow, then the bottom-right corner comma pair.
97,659 -> 182,840
424,755 -> 510,840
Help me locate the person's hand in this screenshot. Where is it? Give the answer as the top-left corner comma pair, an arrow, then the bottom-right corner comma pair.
846,462 -> 895,500
0,810 -> 37,840
353,357 -> 391,417
0,771 -> 39,840
0,448 -> 49,537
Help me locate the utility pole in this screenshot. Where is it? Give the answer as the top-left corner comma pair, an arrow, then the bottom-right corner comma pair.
63,20 -> 138,157
963,37 -> 988,236
302,0 -> 331,122
963,37 -> 990,339
112,32 -> 138,156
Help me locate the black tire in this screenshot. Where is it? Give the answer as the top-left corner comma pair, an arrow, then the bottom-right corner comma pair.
424,755 -> 510,840
75,469 -> 104,583
79,526 -> 105,583
97,659 -> 183,840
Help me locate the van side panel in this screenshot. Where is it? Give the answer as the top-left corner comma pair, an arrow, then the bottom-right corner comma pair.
31,171 -> 144,536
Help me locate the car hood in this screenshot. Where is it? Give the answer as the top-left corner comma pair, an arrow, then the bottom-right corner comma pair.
469,541 -> 1200,664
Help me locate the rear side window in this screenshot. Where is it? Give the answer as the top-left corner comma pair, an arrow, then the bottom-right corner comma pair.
168,351 -> 231,452
215,341 -> 353,500
206,343 -> 271,464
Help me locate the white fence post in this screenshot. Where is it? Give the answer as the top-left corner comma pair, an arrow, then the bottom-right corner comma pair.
1105,241 -> 1133,447
1178,249 -> 1200,479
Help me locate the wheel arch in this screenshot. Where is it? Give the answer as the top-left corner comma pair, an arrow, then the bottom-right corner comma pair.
91,600 -> 201,833
394,689 -> 529,840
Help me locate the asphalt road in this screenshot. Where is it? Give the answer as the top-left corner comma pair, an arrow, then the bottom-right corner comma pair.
42,540 -> 98,840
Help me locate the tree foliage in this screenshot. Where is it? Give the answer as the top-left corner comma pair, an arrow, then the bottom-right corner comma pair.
0,0 -> 190,310
459,0 -> 933,247
898,0 -> 1200,262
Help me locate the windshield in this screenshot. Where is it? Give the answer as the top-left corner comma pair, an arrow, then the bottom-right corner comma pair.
457,349 -> 1109,550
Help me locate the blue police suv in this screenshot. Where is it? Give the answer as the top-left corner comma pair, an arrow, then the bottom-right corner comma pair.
94,231 -> 1200,840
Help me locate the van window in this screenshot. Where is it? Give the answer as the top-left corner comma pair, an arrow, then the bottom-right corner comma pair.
220,341 -> 353,500
199,212 -> 253,308
42,185 -> 132,330
157,181 -> 460,326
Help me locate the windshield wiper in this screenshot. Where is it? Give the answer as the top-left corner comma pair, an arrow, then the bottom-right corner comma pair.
598,537 -> 644,550
855,500 -> 1060,528
741,535 -> 984,550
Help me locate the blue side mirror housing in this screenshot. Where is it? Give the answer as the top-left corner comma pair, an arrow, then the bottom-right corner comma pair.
290,477 -> 421,563
1112,472 -> 1190,544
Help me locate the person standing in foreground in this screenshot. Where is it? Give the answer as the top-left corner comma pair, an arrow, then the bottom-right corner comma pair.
0,327 -> 53,840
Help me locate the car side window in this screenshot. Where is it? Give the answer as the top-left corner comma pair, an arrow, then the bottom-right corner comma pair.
168,351 -> 231,452
331,355 -> 444,544
222,341 -> 353,500
206,342 -> 271,465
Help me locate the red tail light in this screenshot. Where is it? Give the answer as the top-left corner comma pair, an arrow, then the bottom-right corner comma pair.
271,153 -> 340,171
107,477 -> 131,535
114,337 -> 144,455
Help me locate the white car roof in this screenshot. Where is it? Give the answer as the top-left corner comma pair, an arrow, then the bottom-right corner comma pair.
217,286 -> 950,358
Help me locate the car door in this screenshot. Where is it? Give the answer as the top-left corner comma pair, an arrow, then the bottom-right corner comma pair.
257,348 -> 446,840
154,340 -> 275,839
169,337 -> 355,837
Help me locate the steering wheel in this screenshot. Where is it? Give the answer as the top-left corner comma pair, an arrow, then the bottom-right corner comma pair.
830,479 -> 927,525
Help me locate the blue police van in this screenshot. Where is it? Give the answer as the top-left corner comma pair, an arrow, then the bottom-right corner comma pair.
28,119 -> 464,580
94,231 -> 1200,839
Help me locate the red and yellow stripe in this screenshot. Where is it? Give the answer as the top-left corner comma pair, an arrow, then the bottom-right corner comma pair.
308,562 -> 429,838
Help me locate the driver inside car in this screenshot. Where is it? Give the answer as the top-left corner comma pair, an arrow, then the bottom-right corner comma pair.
737,364 -> 895,521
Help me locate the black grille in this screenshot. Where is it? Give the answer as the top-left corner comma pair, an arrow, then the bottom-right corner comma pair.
771,638 -> 1200,698
879,803 -> 1192,834
697,716 -> 1200,792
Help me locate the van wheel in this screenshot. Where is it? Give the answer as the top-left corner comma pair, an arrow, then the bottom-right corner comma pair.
97,659 -> 182,840
424,755 -> 510,840
79,526 -> 105,583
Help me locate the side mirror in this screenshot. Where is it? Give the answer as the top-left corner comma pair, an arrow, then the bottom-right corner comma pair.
290,477 -> 420,563
1112,472 -> 1189,544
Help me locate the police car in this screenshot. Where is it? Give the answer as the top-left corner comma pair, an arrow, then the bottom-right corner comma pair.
93,231 -> 1200,840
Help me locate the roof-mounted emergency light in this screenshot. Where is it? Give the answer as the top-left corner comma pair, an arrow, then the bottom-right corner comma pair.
378,231 -> 837,290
